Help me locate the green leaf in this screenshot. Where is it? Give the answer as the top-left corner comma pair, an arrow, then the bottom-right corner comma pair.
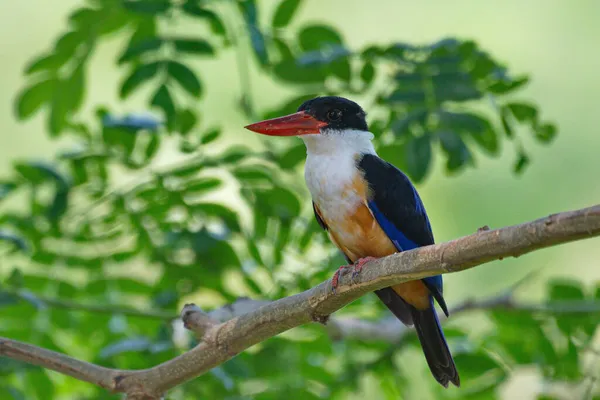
394,71 -> 423,85
167,61 -> 203,97
151,84 -> 175,118
489,309 -> 558,365
391,109 -> 428,136
176,108 -> 197,135
500,106 -> 514,138
15,79 -> 55,119
453,352 -> 502,381
488,76 -> 529,94
552,339 -> 581,381
549,279 -> 585,300
535,123 -> 557,143
255,187 -> 300,220
405,135 -> 431,182
14,161 -> 67,186
118,37 -> 163,63
168,160 -> 204,177
386,89 -> 426,104
438,130 -> 472,172
360,62 -> 375,84
273,59 -> 327,83
331,59 -> 351,82
194,234 -> 240,269
173,38 -> 215,55
32,250 -> 58,265
273,37 -> 293,60
299,25 -> 343,51
48,79 -> 78,136
122,0 -> 171,14
120,61 -> 160,98
278,143 -> 306,169
25,53 -> 69,75
186,178 -> 222,194
68,7 -> 97,28
232,165 -> 272,184
373,144 -> 403,170
201,128 -> 221,144
6,268 -> 24,287
272,0 -> 302,28
63,63 -> 85,111
54,31 -> 84,54
48,187 -> 69,222
507,102 -> 538,124
0,182 -> 17,201
220,146 -> 250,164
192,203 -> 240,232
181,3 -> 227,38
439,111 -> 498,155
238,0 -> 268,65
514,149 -> 529,174
128,16 -> 158,44
434,79 -> 482,102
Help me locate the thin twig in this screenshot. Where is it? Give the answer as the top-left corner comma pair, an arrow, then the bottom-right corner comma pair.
0,338 -> 122,391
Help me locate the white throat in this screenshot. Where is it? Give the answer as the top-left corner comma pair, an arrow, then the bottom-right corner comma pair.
301,129 -> 377,223
301,129 -> 376,156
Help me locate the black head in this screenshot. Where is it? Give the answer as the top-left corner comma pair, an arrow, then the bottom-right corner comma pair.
297,96 -> 368,132
245,96 -> 368,137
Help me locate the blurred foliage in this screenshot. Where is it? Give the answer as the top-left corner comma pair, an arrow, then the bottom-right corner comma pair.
0,0 -> 596,399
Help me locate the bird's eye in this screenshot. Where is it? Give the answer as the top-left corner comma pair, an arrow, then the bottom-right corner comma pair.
327,109 -> 342,121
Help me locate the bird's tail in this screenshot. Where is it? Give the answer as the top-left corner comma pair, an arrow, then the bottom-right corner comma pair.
410,298 -> 460,388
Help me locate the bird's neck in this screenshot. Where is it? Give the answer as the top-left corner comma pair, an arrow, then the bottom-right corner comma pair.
302,130 -> 377,221
300,129 -> 376,156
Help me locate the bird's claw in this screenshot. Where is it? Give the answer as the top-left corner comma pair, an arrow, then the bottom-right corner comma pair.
331,265 -> 349,294
351,256 -> 376,283
331,257 -> 377,293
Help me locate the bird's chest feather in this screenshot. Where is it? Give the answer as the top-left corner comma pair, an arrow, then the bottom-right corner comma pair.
304,152 -> 396,260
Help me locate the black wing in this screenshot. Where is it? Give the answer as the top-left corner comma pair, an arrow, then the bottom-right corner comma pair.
358,154 -> 434,248
358,153 -> 448,316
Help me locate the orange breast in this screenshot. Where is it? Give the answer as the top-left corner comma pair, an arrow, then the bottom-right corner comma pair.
314,175 -> 430,309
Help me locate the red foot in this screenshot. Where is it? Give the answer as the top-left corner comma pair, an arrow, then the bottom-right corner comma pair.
331,257 -> 377,293
352,257 -> 377,282
331,265 -> 350,294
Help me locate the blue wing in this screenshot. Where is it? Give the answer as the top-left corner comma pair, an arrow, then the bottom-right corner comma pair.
358,154 -> 448,316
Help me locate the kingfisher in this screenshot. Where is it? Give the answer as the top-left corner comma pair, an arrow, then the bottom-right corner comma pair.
244,96 -> 460,387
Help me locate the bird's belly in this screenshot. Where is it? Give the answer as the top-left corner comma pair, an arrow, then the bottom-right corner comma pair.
311,174 -> 430,310
324,202 -> 397,262
309,170 -> 397,260
319,201 -> 430,309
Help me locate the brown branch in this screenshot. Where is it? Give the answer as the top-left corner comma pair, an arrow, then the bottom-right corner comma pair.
0,338 -> 123,391
181,304 -> 218,338
1,204 -> 599,399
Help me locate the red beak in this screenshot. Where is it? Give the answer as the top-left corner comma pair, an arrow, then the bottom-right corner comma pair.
244,111 -> 327,136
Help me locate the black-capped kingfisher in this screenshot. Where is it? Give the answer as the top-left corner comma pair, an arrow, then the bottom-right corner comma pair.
245,96 -> 460,388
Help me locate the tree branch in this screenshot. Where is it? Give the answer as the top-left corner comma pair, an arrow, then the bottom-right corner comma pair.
1,204 -> 599,398
0,338 -> 122,391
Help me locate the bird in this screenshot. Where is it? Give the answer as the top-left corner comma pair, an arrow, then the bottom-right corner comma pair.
244,96 -> 460,388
